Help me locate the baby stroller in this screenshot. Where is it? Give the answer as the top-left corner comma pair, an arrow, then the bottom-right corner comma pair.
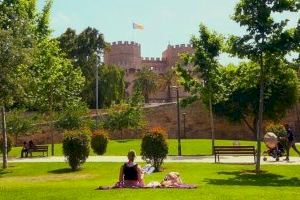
263,132 -> 285,161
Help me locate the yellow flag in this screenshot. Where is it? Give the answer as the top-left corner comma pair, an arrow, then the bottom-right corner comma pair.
133,23 -> 144,30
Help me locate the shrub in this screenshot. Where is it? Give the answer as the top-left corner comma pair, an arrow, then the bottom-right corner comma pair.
91,129 -> 109,155
266,123 -> 288,147
266,123 -> 287,137
55,103 -> 91,130
141,127 -> 168,172
0,136 -> 12,154
62,130 -> 90,170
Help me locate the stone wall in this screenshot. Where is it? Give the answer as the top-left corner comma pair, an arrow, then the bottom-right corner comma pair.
16,102 -> 300,145
144,102 -> 300,141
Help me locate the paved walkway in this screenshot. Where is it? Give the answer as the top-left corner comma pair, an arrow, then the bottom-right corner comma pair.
7,155 -> 300,165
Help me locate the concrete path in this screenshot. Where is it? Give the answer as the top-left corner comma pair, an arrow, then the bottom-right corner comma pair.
6,155 -> 300,165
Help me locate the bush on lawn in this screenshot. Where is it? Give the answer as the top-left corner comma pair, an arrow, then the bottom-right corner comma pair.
0,136 -> 12,154
91,129 -> 109,155
62,129 -> 90,171
141,127 -> 168,172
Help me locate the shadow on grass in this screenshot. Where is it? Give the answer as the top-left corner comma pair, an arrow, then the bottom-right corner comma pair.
115,140 -> 134,143
205,170 -> 300,187
48,168 -> 75,174
0,169 -> 12,177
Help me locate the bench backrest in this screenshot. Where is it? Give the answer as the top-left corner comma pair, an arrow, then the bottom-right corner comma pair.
214,146 -> 255,153
34,145 -> 48,150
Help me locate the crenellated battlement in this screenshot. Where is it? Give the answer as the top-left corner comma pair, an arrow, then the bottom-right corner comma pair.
167,44 -> 192,49
142,57 -> 166,62
110,41 -> 140,47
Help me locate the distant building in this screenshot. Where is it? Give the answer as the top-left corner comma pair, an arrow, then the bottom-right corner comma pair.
104,41 -> 193,101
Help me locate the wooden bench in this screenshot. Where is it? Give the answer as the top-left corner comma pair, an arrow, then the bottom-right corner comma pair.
213,146 -> 256,163
29,145 -> 49,157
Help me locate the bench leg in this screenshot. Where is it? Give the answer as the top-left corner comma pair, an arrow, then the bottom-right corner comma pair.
215,154 -> 217,163
218,155 -> 220,162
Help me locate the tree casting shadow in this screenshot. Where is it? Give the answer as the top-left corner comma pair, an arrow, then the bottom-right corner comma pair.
205,170 -> 300,187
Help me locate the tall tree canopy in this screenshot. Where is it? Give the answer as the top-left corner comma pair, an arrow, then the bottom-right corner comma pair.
213,62 -> 299,134
98,65 -> 125,108
26,38 -> 85,112
0,0 -> 38,106
57,27 -> 106,108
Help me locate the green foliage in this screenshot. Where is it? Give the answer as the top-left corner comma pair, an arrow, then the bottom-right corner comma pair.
91,130 -> 109,155
228,0 -> 300,61
55,103 -> 91,130
266,123 -> 288,147
62,129 -> 91,171
57,27 -> 106,108
0,0 -> 56,107
98,65 -> 126,108
213,62 -> 299,134
103,102 -> 145,139
265,124 -> 287,138
0,136 -> 12,154
134,68 -> 159,103
6,109 -> 35,145
176,24 -> 223,107
159,69 -> 178,102
129,88 -> 145,106
26,38 -> 85,112
141,127 -> 168,172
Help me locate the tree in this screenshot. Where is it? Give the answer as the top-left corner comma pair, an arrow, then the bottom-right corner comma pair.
159,69 -> 178,102
26,38 -> 85,112
6,109 -> 34,145
103,102 -> 145,140
57,27 -> 106,108
134,68 -> 159,103
229,0 -> 300,173
177,24 -> 223,154
98,65 -> 126,108
0,0 -> 38,168
212,62 -> 299,135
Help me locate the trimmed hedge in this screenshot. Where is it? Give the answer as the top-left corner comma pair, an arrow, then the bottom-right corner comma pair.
141,127 -> 168,172
62,129 -> 90,170
91,130 -> 109,155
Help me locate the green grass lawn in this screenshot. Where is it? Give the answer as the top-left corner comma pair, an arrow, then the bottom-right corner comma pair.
8,139 -> 300,158
1,162 -> 300,200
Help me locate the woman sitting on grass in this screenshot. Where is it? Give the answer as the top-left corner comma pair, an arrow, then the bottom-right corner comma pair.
115,150 -> 144,188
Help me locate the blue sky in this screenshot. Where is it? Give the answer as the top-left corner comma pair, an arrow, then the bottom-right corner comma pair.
39,0 -> 299,64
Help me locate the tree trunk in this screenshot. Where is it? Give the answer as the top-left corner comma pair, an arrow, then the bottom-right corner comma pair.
167,85 -> 172,102
2,106 -> 8,169
15,133 -> 18,147
145,93 -> 149,104
256,56 -> 265,174
209,93 -> 215,155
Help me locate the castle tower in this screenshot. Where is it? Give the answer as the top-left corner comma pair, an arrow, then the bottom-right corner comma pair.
104,41 -> 142,70
162,44 -> 193,67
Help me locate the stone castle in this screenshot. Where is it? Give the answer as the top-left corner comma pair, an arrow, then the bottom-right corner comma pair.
104,41 -> 194,100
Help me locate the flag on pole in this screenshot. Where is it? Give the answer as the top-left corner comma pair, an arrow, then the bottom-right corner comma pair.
133,22 -> 144,30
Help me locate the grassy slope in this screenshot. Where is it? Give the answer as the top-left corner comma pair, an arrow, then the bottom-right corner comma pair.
8,139 -> 300,158
1,162 -> 300,200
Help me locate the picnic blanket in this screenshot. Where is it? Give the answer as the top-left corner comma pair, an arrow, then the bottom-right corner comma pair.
97,184 -> 197,190
97,172 -> 197,190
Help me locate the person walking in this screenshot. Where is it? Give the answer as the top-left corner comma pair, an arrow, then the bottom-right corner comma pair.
284,124 -> 300,161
